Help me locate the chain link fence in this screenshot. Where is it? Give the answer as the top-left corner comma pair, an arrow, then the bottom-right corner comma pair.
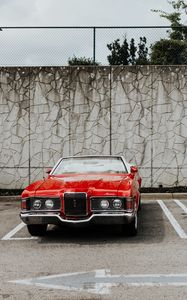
0,26 -> 186,66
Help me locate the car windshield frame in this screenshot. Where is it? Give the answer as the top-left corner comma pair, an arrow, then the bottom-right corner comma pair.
52,157 -> 128,175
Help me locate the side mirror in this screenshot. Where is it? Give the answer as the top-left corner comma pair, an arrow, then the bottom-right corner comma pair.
46,168 -> 52,175
130,166 -> 138,174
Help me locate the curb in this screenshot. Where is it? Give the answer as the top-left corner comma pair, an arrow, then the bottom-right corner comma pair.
142,193 -> 187,200
0,196 -> 21,202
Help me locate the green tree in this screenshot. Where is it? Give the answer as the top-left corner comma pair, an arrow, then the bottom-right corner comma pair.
136,37 -> 149,65
107,38 -> 130,65
152,0 -> 187,40
151,39 -> 187,64
150,0 -> 187,64
107,37 -> 149,65
68,56 -> 99,65
129,38 -> 137,65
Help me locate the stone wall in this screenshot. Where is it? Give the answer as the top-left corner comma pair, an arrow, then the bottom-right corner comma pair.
0,66 -> 187,188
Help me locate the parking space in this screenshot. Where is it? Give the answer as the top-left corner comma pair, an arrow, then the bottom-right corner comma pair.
157,199 -> 187,239
0,198 -> 186,300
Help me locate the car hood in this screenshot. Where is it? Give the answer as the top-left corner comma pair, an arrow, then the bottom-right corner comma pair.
29,173 -> 132,197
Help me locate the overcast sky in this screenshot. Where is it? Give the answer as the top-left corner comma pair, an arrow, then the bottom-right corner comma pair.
0,0 -> 176,26
0,0 -> 186,65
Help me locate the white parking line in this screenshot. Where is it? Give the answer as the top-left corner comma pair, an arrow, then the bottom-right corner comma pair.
157,200 -> 187,239
174,199 -> 187,214
1,222 -> 37,240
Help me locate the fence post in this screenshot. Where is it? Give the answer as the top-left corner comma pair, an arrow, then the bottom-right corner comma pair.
93,27 -> 96,64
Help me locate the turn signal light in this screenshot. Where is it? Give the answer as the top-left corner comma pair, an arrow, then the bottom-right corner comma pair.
21,199 -> 27,210
125,197 -> 134,211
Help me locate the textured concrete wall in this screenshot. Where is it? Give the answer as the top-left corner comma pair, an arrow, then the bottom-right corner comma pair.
0,66 -> 187,188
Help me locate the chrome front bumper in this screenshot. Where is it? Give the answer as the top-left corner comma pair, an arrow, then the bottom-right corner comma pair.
20,211 -> 135,226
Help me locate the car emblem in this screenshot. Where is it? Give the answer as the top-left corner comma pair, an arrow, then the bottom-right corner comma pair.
73,199 -> 77,208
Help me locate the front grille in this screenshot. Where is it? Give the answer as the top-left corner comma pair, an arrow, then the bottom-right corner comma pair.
64,193 -> 87,216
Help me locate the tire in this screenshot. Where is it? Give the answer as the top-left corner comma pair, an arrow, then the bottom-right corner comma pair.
27,224 -> 47,236
123,213 -> 138,236
138,196 -> 142,211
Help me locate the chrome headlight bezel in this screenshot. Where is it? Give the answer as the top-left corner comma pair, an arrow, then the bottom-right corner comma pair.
91,196 -> 125,211
113,198 -> 122,209
45,199 -> 54,209
100,199 -> 110,209
33,199 -> 42,210
29,197 -> 61,211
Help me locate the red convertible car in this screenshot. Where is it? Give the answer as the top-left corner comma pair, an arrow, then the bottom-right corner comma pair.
20,156 -> 142,236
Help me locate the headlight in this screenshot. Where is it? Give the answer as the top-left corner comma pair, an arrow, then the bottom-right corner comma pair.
113,199 -> 122,209
100,200 -> 109,209
45,199 -> 54,209
33,199 -> 42,210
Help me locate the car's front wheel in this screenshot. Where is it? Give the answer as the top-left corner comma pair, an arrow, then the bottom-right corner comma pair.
138,195 -> 142,211
27,224 -> 47,236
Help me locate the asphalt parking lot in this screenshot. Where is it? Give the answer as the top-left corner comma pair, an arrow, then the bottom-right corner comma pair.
0,196 -> 187,300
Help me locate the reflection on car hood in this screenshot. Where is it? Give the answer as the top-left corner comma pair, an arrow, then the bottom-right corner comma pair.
32,173 -> 132,196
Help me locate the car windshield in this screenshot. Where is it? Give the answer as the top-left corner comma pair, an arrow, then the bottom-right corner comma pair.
52,157 -> 127,175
